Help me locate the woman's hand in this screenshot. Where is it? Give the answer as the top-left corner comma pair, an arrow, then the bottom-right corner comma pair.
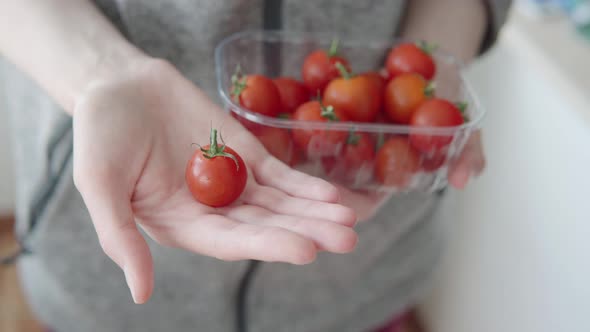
337,131 -> 486,222
0,0 -> 353,307
448,131 -> 486,189
73,59 -> 357,304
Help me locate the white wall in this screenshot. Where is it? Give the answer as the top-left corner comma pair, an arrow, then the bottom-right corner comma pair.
420,16 -> 590,332
0,81 -> 15,215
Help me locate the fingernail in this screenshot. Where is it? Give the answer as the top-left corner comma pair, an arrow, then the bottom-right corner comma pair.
123,266 -> 139,304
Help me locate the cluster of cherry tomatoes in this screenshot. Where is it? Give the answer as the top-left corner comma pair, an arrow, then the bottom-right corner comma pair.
231,40 -> 467,188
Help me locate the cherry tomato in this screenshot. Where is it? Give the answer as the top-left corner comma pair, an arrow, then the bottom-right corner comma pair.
186,129 -> 247,207
384,73 -> 433,124
375,137 -> 421,188
386,42 -> 436,80
273,77 -> 310,114
409,98 -> 464,153
255,126 -> 300,166
421,150 -> 447,172
302,40 -> 351,93
375,111 -> 390,124
231,109 -> 262,133
277,112 -> 293,120
361,71 -> 387,94
339,132 -> 375,169
231,72 -> 281,117
322,132 -> 375,184
291,100 -> 348,155
323,64 -> 381,122
379,67 -> 391,82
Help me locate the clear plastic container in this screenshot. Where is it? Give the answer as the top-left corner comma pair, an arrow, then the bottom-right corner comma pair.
215,30 -> 485,194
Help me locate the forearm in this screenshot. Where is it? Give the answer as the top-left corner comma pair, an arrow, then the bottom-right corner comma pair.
0,0 -> 146,114
400,0 -> 487,62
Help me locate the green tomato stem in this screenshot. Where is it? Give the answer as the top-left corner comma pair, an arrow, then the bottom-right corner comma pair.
210,128 -> 219,153
328,38 -> 340,57
320,103 -> 339,121
313,90 -> 322,101
375,132 -> 386,151
455,101 -> 469,122
335,62 -> 352,80
230,64 -> 247,103
201,128 -> 240,170
424,81 -> 436,97
416,40 -> 438,55
346,128 -> 360,145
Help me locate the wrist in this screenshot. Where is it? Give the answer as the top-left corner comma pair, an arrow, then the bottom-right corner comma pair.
70,45 -> 151,114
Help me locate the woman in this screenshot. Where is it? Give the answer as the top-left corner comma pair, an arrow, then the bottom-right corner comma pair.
0,1 -> 510,331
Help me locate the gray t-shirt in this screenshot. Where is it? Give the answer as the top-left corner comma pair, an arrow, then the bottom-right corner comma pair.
1,1 -> 511,331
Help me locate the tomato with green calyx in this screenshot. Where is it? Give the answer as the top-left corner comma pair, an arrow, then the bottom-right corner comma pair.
323,63 -> 381,122
409,98 -> 465,153
384,73 -> 434,124
185,128 -> 247,207
340,131 -> 376,169
375,136 -> 421,188
231,66 -> 281,117
302,39 -> 351,93
291,100 -> 349,154
386,41 -> 437,80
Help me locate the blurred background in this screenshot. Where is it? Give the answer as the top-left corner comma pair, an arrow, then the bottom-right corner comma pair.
1,2 -> 589,332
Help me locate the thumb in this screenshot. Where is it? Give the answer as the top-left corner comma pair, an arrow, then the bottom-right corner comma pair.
74,170 -> 154,304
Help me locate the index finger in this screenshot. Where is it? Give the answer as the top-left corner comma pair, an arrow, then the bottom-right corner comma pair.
253,156 -> 341,203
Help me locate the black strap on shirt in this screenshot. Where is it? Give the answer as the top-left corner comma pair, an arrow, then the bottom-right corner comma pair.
235,2 -> 282,332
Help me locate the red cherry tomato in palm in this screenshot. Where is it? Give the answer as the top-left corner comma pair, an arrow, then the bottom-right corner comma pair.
409,98 -> 464,153
291,100 -> 348,154
386,42 -> 436,80
322,132 -> 375,184
186,129 -> 247,207
384,73 -> 433,124
323,65 -> 381,122
255,127 -> 301,166
375,137 -> 421,188
273,77 -> 310,114
302,40 -> 351,93
231,73 -> 281,117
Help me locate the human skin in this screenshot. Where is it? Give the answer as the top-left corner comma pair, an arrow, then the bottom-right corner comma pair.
0,0 -> 358,304
0,0 -> 488,305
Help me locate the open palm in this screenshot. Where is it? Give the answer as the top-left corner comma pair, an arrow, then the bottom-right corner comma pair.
73,60 -> 357,303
